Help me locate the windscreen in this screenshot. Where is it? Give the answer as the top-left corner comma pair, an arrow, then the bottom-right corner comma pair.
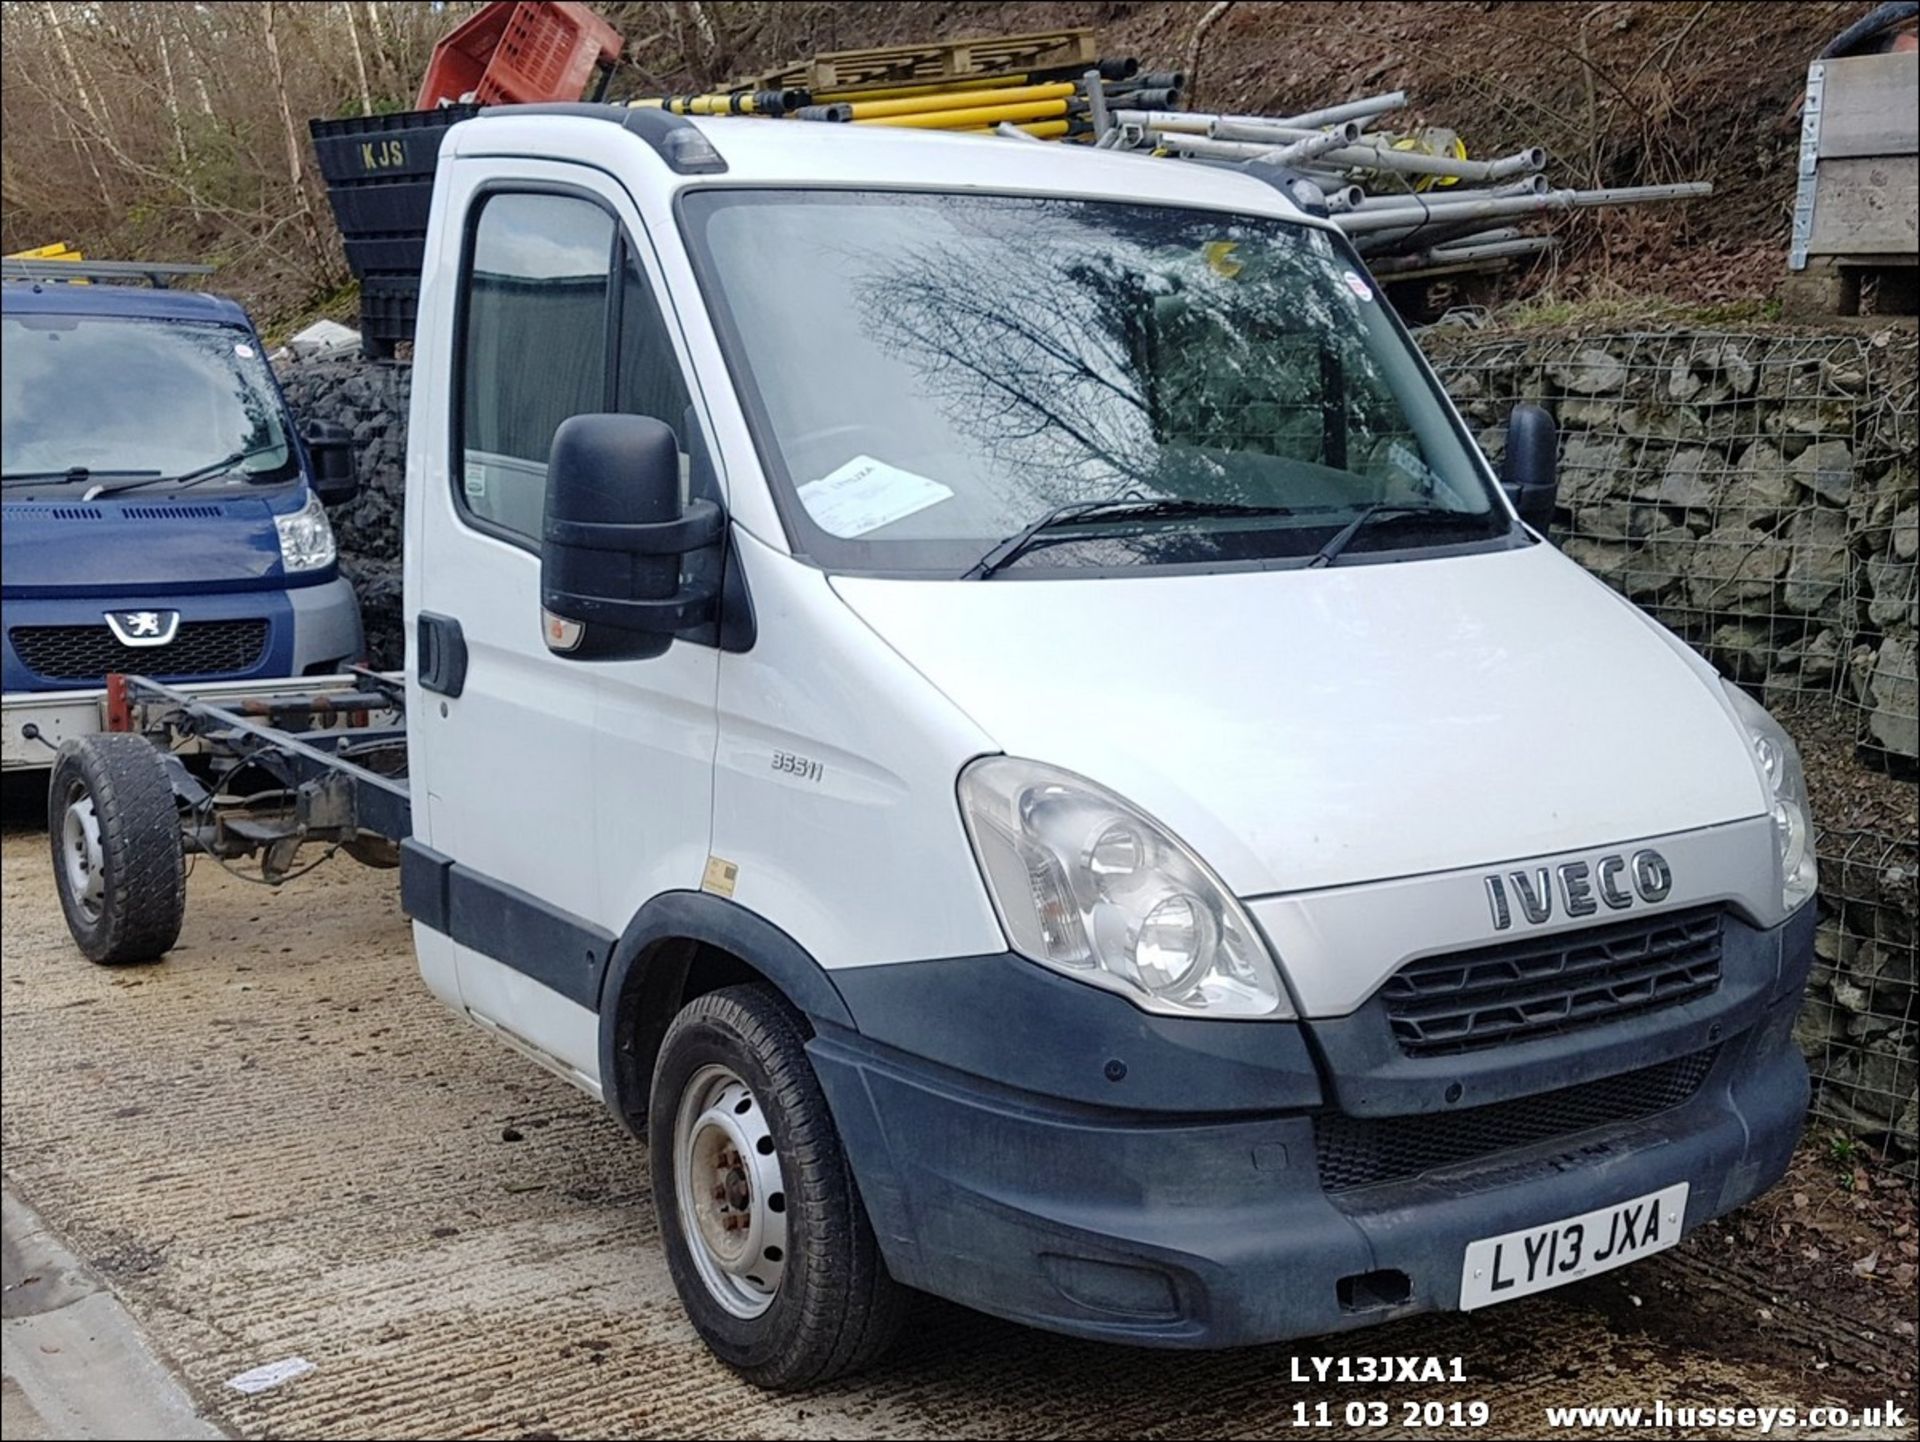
2,313 -> 296,497
682,190 -> 1508,575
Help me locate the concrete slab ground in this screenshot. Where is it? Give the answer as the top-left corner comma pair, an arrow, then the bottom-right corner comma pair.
3,1190 -> 223,1440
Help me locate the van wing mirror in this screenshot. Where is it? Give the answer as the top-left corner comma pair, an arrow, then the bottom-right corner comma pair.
302,419 -> 359,505
539,414 -> 725,662
1500,403 -> 1558,533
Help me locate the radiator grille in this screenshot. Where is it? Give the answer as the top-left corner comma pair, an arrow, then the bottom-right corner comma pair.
1315,1046 -> 1719,1194
1382,907 -> 1724,1056
9,620 -> 269,683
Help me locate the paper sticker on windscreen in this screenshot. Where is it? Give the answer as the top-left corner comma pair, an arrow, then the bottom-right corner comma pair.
798,455 -> 952,538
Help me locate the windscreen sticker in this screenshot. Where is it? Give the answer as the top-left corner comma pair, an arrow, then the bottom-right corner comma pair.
1203,240 -> 1244,278
463,461 -> 486,500
1342,270 -> 1375,302
797,455 -> 952,538
233,342 -> 257,359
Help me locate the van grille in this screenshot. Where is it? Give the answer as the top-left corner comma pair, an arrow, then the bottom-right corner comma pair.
9,620 -> 269,683
1381,907 -> 1724,1056
1314,1046 -> 1719,1194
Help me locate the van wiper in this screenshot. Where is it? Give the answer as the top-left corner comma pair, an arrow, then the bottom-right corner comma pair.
3,467 -> 159,489
1307,503 -> 1495,569
82,445 -> 282,500
966,497 -> 1295,579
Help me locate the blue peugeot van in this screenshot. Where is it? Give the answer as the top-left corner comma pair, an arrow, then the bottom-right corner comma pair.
2,262 -> 363,741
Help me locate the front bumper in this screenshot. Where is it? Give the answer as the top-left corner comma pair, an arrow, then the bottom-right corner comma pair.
814,904 -> 1813,1347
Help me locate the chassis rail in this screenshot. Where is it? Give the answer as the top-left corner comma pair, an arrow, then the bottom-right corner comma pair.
99,671 -> 411,880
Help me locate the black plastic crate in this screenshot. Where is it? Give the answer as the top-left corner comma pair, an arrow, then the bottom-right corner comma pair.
358,275 -> 420,360
341,231 -> 430,277
309,105 -> 479,186
310,106 -> 478,282
322,180 -> 438,241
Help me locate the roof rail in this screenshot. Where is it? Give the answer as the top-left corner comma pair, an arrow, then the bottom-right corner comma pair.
476,102 -> 727,175
1,258 -> 216,289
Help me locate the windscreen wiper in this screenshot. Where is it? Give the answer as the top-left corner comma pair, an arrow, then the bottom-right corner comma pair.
3,467 -> 159,489
966,496 -> 1295,579
1307,503 -> 1497,569
82,445 -> 282,500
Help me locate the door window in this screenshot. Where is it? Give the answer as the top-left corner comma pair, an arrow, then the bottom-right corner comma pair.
456,191 -> 615,544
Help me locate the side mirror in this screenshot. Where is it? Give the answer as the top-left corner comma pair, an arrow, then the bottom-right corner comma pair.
1500,403 -> 1558,533
540,414 -> 723,661
302,419 -> 359,505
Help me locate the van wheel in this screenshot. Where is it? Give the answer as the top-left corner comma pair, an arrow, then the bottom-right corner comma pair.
650,984 -> 905,1390
47,735 -> 185,965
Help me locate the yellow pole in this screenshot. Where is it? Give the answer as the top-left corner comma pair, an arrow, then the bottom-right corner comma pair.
813,72 -> 1040,103
948,119 -> 1074,138
856,98 -> 1071,129
834,82 -> 1075,120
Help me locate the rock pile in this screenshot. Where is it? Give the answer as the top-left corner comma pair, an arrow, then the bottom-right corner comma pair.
277,352 -> 411,670
1803,829 -> 1919,1161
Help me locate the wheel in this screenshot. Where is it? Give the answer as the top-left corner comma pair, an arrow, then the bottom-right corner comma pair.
650,984 -> 905,1390
47,735 -> 186,965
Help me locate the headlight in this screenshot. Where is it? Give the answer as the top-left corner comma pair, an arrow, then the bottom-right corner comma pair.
1720,680 -> 1817,912
958,756 -> 1291,1018
275,490 -> 337,572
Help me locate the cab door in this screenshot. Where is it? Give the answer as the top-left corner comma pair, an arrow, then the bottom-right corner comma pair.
407,156 -> 720,1089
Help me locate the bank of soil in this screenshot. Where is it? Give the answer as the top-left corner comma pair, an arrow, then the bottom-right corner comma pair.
0,827 -> 1914,1439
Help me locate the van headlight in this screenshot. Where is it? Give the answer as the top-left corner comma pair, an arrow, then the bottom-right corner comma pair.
958,756 -> 1291,1018
1720,680 -> 1818,912
275,490 -> 337,572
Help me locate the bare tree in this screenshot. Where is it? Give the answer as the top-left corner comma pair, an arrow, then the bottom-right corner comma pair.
260,1 -> 334,277
343,1 -> 375,117
36,3 -> 113,206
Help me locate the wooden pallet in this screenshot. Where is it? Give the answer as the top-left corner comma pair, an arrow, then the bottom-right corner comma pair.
735,28 -> 1096,95
1786,52 -> 1918,318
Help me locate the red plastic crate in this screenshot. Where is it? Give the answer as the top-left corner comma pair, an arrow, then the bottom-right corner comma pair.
416,2 -> 622,109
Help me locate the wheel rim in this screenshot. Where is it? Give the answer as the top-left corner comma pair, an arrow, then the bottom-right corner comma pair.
61,782 -> 105,922
672,1063 -> 788,1319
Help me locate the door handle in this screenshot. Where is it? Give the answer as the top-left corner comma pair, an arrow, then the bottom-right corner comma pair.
417,611 -> 468,698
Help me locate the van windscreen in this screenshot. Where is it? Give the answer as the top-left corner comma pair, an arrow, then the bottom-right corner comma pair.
681,189 -> 1511,576
2,315 -> 296,498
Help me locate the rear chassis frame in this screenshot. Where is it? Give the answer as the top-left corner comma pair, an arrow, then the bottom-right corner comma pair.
87,671 -> 411,881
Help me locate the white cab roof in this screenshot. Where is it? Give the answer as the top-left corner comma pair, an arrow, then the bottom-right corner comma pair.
456,108 -> 1322,226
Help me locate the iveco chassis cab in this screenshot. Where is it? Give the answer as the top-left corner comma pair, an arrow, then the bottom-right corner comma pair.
392,107 -> 1811,1387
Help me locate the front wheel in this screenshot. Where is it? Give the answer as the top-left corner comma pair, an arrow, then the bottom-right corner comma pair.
649,984 -> 905,1390
47,734 -> 186,964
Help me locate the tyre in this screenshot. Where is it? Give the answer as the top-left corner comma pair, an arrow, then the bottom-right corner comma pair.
649,983 -> 905,1390
47,734 -> 186,965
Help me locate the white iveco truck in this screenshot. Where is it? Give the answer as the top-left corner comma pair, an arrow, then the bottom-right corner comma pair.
47,104 -> 1817,1391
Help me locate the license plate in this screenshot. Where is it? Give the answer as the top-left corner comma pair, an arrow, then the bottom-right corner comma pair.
1459,1182 -> 1688,1310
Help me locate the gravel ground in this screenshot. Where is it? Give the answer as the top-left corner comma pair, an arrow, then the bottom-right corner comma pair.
1,823 -> 1915,1440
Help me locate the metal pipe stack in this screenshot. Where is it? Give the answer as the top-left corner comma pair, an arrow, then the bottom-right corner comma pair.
631,61 -> 1712,287
1104,88 -> 1712,279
